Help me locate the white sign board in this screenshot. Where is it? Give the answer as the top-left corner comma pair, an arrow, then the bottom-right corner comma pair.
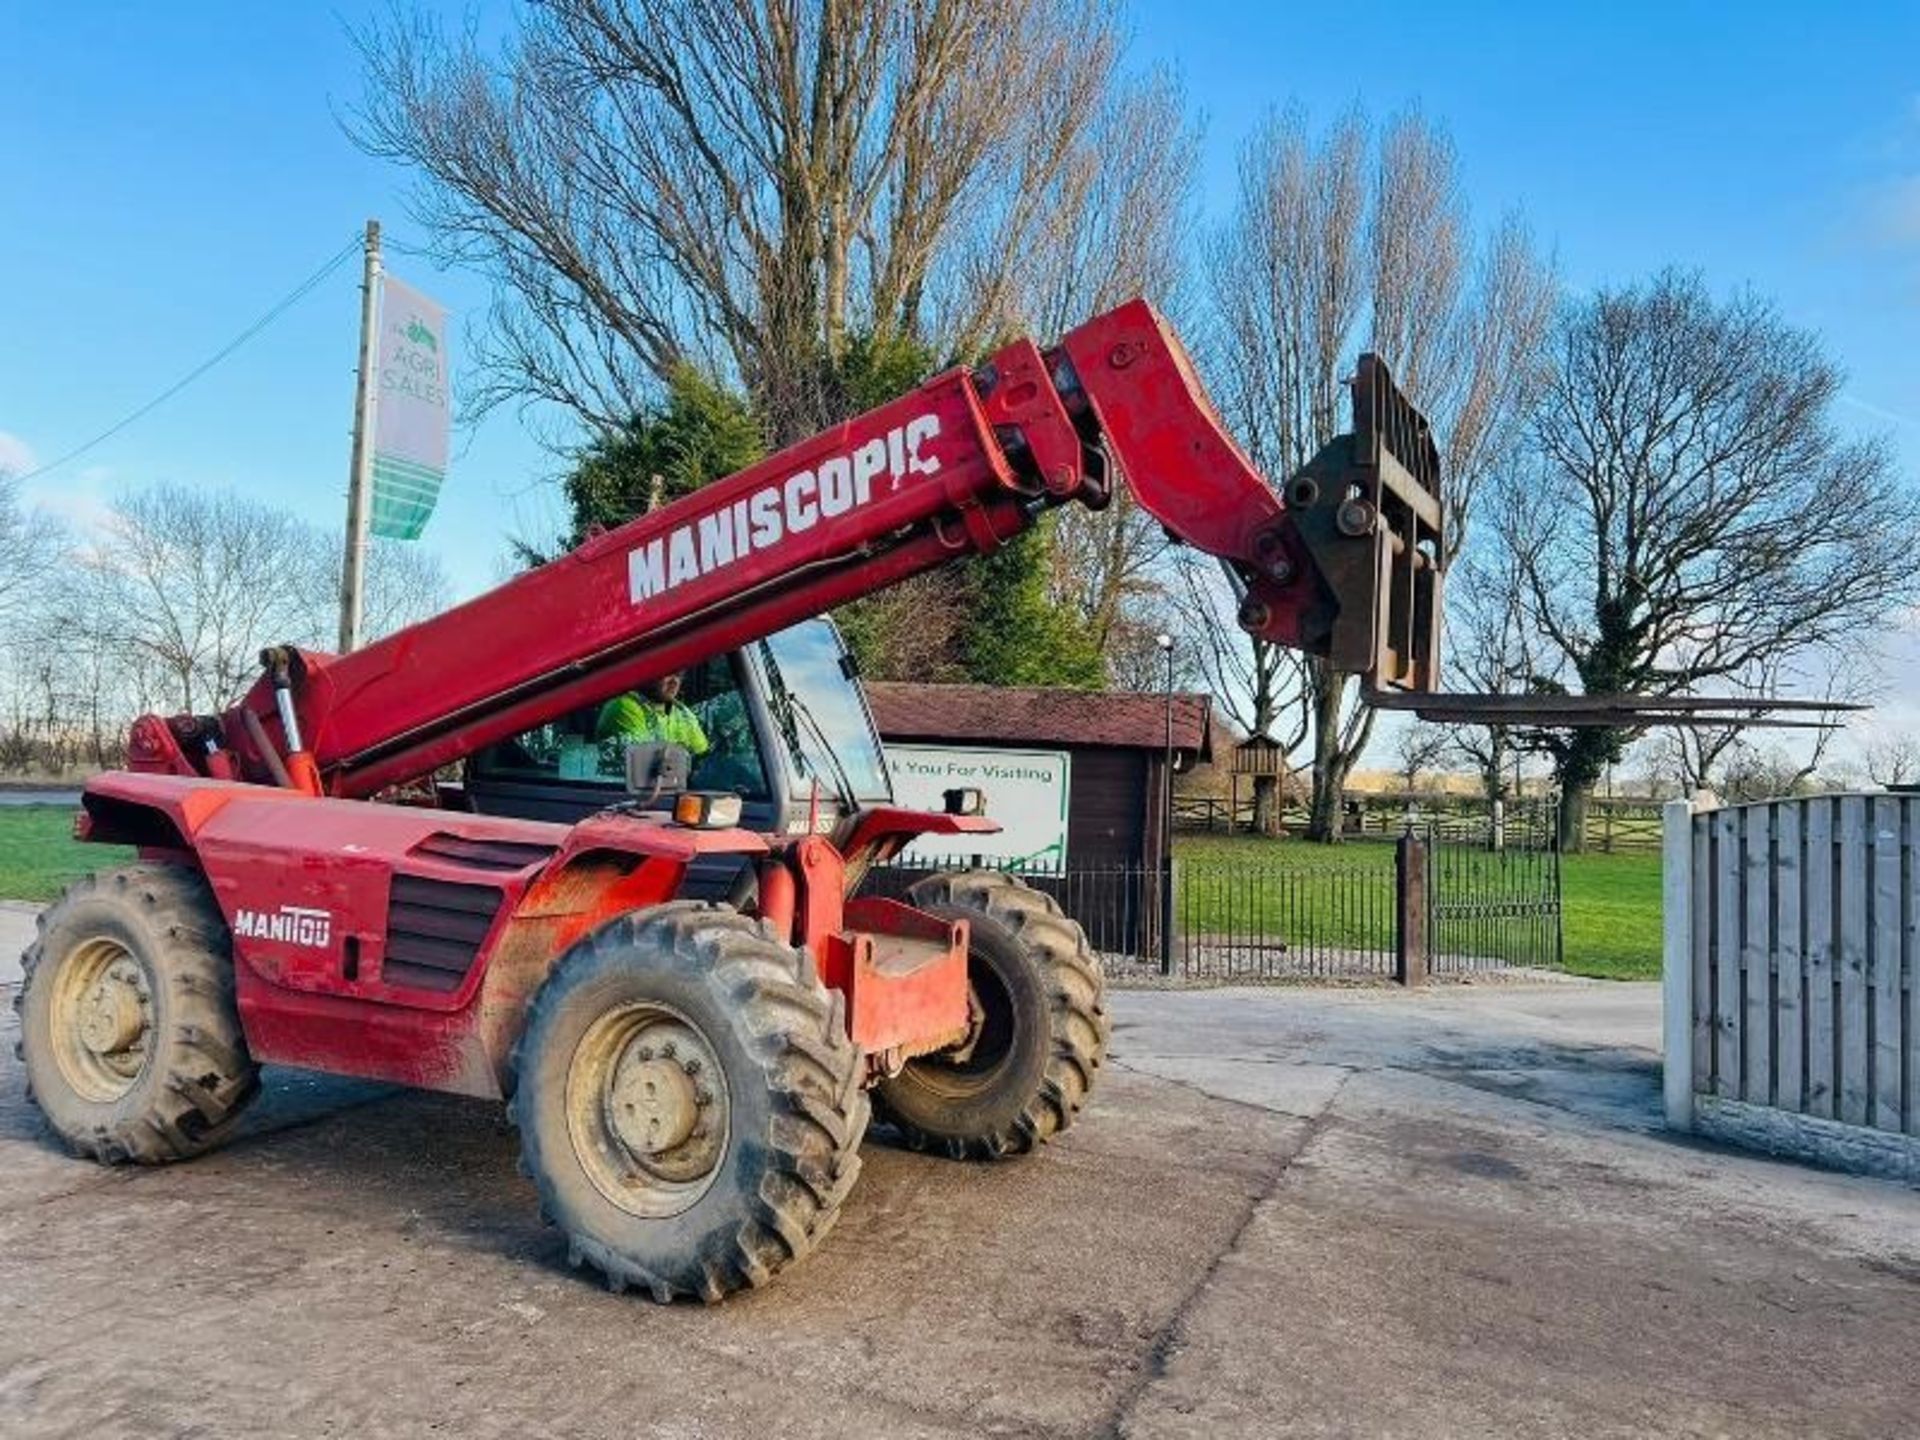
888,745 -> 1070,871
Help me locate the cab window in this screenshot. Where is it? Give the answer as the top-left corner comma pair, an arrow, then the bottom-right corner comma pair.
471,653 -> 770,799
750,620 -> 892,803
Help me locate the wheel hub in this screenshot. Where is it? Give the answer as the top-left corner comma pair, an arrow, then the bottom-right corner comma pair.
78,966 -> 147,1056
610,1054 -> 700,1156
50,938 -> 153,1101
568,1004 -> 729,1217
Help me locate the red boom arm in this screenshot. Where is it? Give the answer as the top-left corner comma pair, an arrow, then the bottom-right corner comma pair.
126,301 -> 1442,796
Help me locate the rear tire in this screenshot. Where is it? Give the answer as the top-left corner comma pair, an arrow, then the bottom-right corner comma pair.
14,864 -> 259,1164
509,902 -> 868,1303
874,870 -> 1107,1160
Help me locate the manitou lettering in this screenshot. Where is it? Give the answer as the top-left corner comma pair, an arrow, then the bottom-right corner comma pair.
233,905 -> 333,949
629,414 -> 942,603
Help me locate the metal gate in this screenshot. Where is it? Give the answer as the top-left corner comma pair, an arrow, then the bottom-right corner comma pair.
1425,814 -> 1564,975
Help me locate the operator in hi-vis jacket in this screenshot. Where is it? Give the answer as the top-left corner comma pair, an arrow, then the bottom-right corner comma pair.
595,673 -> 711,757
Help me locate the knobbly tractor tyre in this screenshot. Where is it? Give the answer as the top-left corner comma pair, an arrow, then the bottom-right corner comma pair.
509,901 -> 868,1303
875,870 -> 1108,1160
14,863 -> 260,1164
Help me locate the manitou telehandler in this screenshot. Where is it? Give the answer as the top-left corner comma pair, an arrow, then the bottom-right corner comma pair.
14,300 -> 1443,1301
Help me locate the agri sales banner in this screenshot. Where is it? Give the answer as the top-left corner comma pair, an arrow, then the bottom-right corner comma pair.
370,275 -> 450,540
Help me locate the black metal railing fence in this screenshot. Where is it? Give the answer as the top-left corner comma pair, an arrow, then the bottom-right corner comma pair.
861,817 -> 1561,984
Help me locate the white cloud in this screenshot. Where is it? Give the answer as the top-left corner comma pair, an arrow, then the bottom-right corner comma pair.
0,430 -> 35,476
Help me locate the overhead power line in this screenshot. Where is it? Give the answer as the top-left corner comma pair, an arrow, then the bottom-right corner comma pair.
16,234 -> 364,484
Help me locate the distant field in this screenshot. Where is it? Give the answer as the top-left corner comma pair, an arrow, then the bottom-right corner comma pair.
1175,833 -> 1663,980
0,806 -> 132,904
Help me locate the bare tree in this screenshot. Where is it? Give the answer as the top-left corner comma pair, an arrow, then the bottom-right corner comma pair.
76,487 -> 327,712
1639,645 -> 1862,798
350,0 -> 1195,446
940,62 -> 1199,346
334,538 -> 454,643
1656,726 -> 1740,798
1442,539 -> 1555,807
1393,722 -> 1449,793
0,469 -> 63,627
72,487 -> 455,716
1051,487 -> 1179,675
1177,557 -> 1307,832
1717,741 -> 1825,802
1865,733 -> 1920,788
1197,105 -> 1555,841
3,563 -> 162,772
1493,270 -> 1920,849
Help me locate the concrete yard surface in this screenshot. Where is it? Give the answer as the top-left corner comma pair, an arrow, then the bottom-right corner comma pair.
2,974 -> 1918,1438
0,904 -> 33,988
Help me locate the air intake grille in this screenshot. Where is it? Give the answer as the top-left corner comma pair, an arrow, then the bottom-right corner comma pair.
409,832 -> 557,873
382,874 -> 502,994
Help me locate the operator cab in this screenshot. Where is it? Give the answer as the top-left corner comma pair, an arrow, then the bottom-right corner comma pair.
463,618 -> 894,855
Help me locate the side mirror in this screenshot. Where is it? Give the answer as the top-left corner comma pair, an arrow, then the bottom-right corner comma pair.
624,742 -> 692,805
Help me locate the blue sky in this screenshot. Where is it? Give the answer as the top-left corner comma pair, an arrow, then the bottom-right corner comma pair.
5,0 -> 1919,623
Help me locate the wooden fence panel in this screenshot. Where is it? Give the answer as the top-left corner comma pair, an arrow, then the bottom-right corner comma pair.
1805,797 -> 1835,1120
1674,794 -> 1920,1172
1904,802 -> 1920,1136
1714,807 -> 1742,1097
1910,800 -> 1920,1138
1872,796 -> 1904,1132
1692,814 -> 1713,1090
1742,805 -> 1772,1103
1838,796 -> 1870,1127
1774,803 -> 1802,1114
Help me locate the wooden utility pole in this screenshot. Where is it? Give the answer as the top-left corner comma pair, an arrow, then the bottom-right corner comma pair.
338,219 -> 382,653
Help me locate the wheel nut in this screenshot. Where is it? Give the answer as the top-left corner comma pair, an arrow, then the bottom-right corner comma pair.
694,1086 -> 713,1106
683,1058 -> 702,1075
661,1040 -> 677,1058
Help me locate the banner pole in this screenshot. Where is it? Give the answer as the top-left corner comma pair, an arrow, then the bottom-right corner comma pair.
338,218 -> 382,653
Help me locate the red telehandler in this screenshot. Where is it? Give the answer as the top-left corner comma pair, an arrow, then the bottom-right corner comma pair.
14,300 -> 1443,1301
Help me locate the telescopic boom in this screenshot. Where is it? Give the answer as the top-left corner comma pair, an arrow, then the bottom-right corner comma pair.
124,300 -> 1445,796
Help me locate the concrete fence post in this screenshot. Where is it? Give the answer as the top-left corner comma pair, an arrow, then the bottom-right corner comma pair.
1395,832 -> 1428,988
1662,798 -> 1696,1130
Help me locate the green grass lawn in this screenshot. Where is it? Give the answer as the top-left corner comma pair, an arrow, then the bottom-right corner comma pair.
1175,833 -> 1663,980
1556,849 -> 1664,979
0,806 -> 133,904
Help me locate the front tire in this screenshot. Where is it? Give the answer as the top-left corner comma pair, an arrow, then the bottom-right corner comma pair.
509,902 -> 868,1303
14,864 -> 259,1164
875,871 -> 1108,1160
